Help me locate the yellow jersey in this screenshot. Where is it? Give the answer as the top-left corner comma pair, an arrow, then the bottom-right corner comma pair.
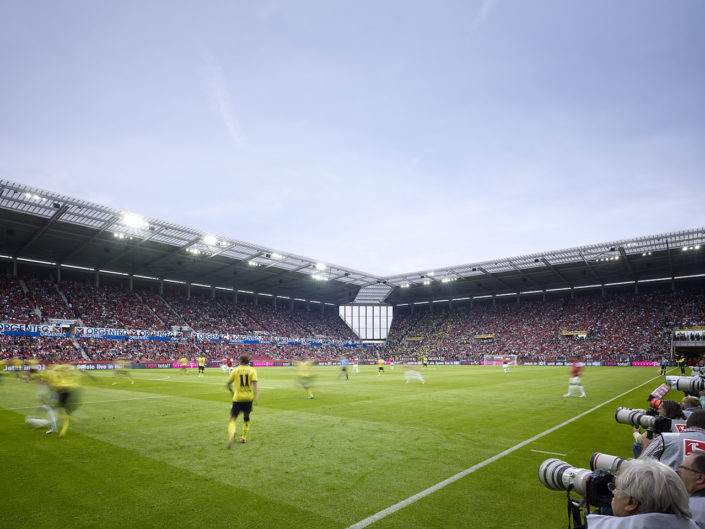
227,364 -> 258,402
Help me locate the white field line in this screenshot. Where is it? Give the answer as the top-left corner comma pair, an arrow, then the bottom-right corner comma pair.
530,449 -> 567,456
345,373 -> 665,529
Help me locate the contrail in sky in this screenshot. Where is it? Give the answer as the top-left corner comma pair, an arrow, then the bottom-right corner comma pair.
204,53 -> 242,145
471,0 -> 498,32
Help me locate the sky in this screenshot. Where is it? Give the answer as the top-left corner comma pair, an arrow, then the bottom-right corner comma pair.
1,0 -> 704,277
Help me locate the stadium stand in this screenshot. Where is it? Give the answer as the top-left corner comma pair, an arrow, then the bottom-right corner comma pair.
1,271 -> 703,363
0,275 -> 39,324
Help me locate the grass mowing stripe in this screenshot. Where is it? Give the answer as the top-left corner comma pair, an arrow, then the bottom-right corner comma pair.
4,394 -> 173,411
345,372 -> 664,529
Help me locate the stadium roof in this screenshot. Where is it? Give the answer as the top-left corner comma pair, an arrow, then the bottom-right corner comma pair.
1,178 -> 704,307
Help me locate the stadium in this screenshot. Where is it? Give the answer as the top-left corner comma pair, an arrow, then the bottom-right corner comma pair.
2,2 -> 705,527
1,178 -> 705,528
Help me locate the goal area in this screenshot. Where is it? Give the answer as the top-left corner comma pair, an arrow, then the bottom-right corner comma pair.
481,354 -> 517,366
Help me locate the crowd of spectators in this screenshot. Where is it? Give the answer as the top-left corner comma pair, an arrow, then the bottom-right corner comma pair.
78,337 -> 202,362
0,335 -> 82,362
385,290 -> 704,363
1,272 -> 703,363
24,277 -> 76,320
61,281 -> 165,330
0,276 -> 39,323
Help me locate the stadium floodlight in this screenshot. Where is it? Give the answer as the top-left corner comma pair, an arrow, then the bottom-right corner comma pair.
203,235 -> 217,245
122,213 -> 148,229
312,273 -> 328,281
248,260 -> 260,267
315,262 -> 327,271
422,279 -> 431,285
271,252 -> 285,260
401,282 -> 410,288
427,271 -> 435,276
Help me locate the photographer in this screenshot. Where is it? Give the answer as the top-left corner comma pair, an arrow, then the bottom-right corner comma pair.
682,396 -> 702,419
641,410 -> 705,469
677,452 -> 705,528
586,458 -> 697,528
632,400 -> 686,458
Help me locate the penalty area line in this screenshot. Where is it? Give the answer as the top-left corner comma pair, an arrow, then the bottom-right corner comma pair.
345,373 -> 665,529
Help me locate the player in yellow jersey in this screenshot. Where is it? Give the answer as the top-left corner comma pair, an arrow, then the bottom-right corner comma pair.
178,357 -> 188,374
297,360 -> 315,399
197,355 -> 206,377
377,357 -> 385,376
26,357 -> 40,380
226,354 -> 258,447
12,357 -> 24,380
112,358 -> 134,385
42,364 -> 83,438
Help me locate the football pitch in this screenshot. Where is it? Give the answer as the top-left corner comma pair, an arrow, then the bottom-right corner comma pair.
0,364 -> 678,528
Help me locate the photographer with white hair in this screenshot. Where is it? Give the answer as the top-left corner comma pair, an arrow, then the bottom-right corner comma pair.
586,458 -> 698,528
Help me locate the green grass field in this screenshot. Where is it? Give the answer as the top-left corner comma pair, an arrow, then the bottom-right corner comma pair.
0,364 -> 684,528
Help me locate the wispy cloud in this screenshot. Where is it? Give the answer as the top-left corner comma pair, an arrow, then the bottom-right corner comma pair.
471,0 -> 498,33
203,53 -> 242,145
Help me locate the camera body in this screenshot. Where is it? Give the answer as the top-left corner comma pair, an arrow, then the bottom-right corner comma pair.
615,407 -> 672,433
538,458 -> 615,507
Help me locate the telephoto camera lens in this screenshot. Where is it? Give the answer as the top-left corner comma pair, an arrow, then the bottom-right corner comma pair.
666,376 -> 705,393
590,453 -> 625,474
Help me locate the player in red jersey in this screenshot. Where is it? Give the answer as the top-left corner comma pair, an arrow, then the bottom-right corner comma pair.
564,358 -> 586,397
